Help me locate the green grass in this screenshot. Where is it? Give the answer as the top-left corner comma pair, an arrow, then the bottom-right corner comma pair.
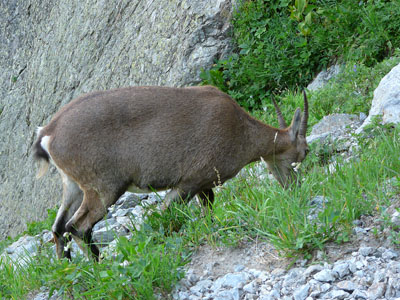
1,120 -> 399,299
2,5 -> 400,296
2,53 -> 400,298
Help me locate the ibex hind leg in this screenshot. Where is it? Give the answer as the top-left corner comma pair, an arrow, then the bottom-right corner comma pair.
65,187 -> 123,261
52,172 -> 83,259
65,188 -> 106,261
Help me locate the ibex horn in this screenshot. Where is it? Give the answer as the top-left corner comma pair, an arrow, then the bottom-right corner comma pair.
271,96 -> 288,129
299,90 -> 309,137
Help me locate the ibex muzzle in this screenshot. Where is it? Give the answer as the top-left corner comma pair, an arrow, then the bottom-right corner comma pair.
33,86 -> 309,260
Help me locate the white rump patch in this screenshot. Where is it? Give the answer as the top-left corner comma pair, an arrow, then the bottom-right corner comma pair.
40,135 -> 51,156
36,134 -> 52,178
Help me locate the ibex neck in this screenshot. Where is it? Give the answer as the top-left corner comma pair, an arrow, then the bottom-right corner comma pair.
246,119 -> 289,163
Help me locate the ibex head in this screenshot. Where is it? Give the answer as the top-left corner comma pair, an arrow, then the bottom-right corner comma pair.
266,91 -> 309,187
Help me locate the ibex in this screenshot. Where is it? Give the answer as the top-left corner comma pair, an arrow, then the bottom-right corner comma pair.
33,86 -> 309,260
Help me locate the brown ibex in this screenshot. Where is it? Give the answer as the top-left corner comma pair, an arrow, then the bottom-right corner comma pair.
33,86 -> 309,260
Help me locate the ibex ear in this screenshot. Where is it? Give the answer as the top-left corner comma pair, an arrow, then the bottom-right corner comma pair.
289,108 -> 302,142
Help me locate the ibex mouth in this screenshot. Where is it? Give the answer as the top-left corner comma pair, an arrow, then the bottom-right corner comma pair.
291,162 -> 302,173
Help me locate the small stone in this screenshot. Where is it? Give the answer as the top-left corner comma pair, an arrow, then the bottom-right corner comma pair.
178,291 -> 190,300
196,279 -> 212,290
332,262 -> 350,278
188,273 -> 199,285
348,261 -> 357,273
391,211 -> 400,226
309,290 -> 322,298
250,269 -> 269,281
382,249 -> 398,260
316,250 -> 325,260
336,280 -> 358,292
259,290 -> 280,300
304,265 -> 324,277
234,264 -> 245,272
272,282 -> 282,294
320,283 -> 331,292
188,286 -> 202,295
243,281 -> 257,294
384,277 -> 397,298
212,288 -> 240,300
313,269 -> 336,282
293,283 -> 310,300
282,268 -> 305,287
212,273 -> 249,290
355,261 -> 364,269
327,289 -> 349,299
360,275 -> 374,286
373,270 -> 386,283
359,246 -> 374,256
351,289 -> 368,299
244,294 -> 257,300
271,268 -> 285,277
377,246 -> 387,255
388,261 -> 400,273
295,259 -> 308,267
367,282 -> 386,300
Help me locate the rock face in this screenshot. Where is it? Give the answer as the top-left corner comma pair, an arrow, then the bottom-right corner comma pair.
0,0 -> 234,239
357,62 -> 400,132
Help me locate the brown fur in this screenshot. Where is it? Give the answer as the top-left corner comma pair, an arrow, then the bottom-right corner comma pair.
34,86 -> 309,260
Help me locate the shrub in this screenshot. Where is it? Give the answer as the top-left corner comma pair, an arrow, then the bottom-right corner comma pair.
201,0 -> 400,110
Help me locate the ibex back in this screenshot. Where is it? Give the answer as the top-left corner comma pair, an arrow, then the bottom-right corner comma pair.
33,85 -> 309,260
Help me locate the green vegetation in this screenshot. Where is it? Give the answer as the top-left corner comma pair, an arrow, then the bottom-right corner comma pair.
2,0 -> 400,298
24,209 -> 58,237
201,0 -> 400,110
1,119 -> 399,299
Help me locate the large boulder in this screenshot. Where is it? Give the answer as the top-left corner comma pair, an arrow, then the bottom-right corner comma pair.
0,0 -> 234,239
307,65 -> 342,91
357,62 -> 400,132
306,113 -> 362,145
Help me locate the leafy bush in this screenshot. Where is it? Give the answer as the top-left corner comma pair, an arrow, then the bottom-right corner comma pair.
202,0 -> 400,109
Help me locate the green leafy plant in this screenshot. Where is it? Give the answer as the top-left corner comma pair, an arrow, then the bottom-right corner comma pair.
202,0 -> 400,109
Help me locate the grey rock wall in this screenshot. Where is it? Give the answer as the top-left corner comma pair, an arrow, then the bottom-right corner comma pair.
0,0 -> 233,239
